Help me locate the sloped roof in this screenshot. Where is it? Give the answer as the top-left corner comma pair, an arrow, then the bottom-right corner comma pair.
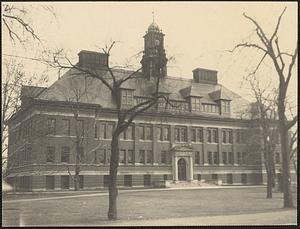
209,87 -> 232,101
26,67 -> 250,119
21,85 -> 47,98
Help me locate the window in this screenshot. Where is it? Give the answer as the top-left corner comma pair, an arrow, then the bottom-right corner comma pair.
99,149 -> 106,164
275,132 -> 280,144
79,147 -> 84,163
222,129 -> 233,144
201,103 -> 219,113
106,149 -> 111,164
126,125 -> 134,140
157,98 -> 166,109
213,152 -> 219,165
24,145 -> 32,164
241,174 -> 247,184
128,150 -> 134,164
144,175 -> 151,186
242,152 -> 246,165
222,130 -> 226,143
237,152 -> 241,164
77,120 -> 84,136
103,175 -> 110,187
46,176 -> 55,190
124,175 -> 132,187
227,174 -> 233,184
107,123 -> 114,139
222,152 -> 227,164
175,126 -> 187,142
46,146 -> 55,163
139,124 -> 152,140
62,119 -> 70,136
221,100 -> 230,113
120,150 -> 126,164
61,175 -> 69,189
212,174 -> 218,180
207,128 -> 218,143
94,151 -> 98,164
121,89 -> 133,105
120,125 -> 134,140
138,150 -> 145,164
191,127 -> 203,142
228,152 -> 233,164
47,118 -> 56,135
275,152 -> 280,164
157,126 -> 170,141
197,174 -> 202,181
161,151 -> 167,164
195,151 -> 200,164
236,130 -> 245,143
229,131 -> 233,143
79,175 -> 84,189
208,152 -> 213,165
99,123 -> 106,139
146,150 -> 153,164
94,123 -> 98,138
61,146 -> 70,163
169,100 -> 189,111
145,126 -> 152,140
191,97 -> 201,111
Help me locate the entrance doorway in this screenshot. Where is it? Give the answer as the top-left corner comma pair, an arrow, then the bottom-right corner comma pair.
178,158 -> 187,181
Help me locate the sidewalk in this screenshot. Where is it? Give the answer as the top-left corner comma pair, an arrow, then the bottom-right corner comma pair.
109,210 -> 297,226
3,185 -> 265,203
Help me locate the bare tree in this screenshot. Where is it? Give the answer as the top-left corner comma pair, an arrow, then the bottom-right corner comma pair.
2,3 -> 56,44
47,42 -> 169,220
2,59 -> 48,172
230,7 -> 297,208
55,76 -> 107,190
246,74 -> 279,198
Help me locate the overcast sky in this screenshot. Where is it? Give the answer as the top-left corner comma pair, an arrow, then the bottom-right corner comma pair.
3,1 -> 298,106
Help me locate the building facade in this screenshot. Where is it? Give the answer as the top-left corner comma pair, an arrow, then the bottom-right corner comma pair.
6,22 -> 288,191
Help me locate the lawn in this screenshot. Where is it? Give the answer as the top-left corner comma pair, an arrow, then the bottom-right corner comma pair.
2,187 -> 297,226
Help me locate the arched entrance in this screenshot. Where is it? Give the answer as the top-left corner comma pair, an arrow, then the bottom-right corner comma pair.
178,158 -> 187,181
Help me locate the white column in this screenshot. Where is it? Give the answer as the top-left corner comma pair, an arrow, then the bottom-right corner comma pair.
189,156 -> 194,181
174,156 -> 178,181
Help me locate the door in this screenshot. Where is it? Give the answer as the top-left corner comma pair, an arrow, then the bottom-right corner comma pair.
178,158 -> 187,181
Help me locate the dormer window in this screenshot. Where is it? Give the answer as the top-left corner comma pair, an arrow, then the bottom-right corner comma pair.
191,97 -> 201,111
121,89 -> 134,105
221,100 -> 230,114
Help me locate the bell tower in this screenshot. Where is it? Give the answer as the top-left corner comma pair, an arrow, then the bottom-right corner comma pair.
141,17 -> 167,79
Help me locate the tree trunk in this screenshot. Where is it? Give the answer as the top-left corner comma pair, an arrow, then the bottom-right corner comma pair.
74,138 -> 80,191
107,134 -> 120,220
74,164 -> 80,191
266,166 -> 273,198
278,96 -> 294,207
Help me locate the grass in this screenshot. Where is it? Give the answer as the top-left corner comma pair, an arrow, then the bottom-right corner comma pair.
2,186 -> 297,226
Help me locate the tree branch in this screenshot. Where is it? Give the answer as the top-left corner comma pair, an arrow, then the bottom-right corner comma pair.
270,7 -> 287,42
228,42 -> 268,54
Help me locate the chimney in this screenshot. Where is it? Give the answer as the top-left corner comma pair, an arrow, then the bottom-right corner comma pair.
193,68 -> 218,84
78,50 -> 108,69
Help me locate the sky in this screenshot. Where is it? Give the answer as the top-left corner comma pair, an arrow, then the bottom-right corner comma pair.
2,1 -> 298,109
